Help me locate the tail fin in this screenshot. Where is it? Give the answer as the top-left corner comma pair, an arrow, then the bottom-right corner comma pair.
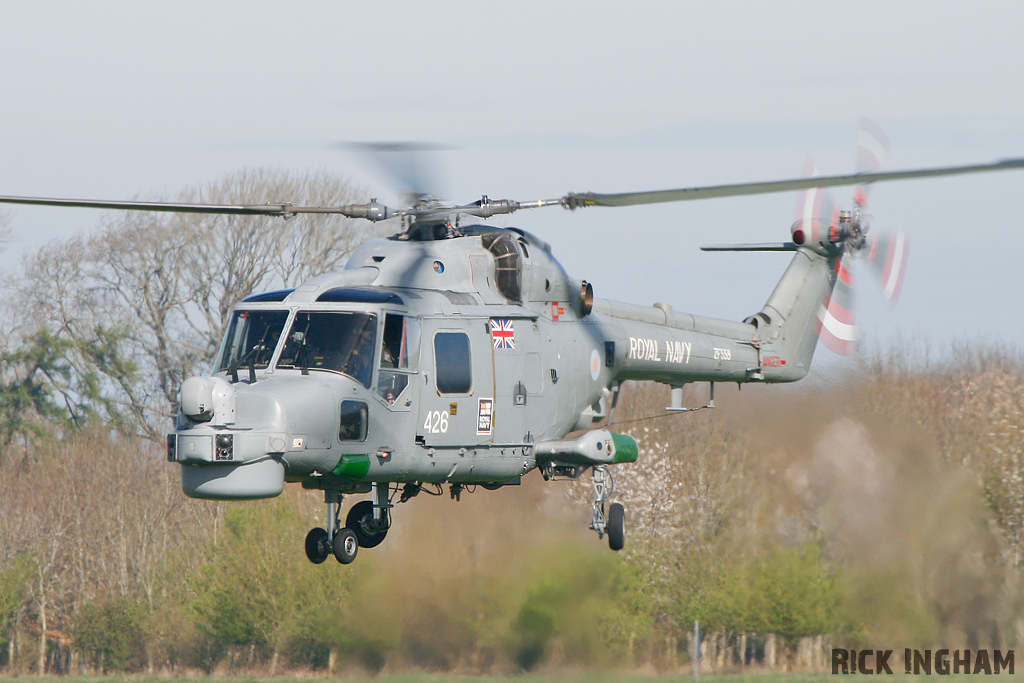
747,247 -> 839,381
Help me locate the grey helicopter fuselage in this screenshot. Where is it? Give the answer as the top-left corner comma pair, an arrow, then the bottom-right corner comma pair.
168,222 -> 834,501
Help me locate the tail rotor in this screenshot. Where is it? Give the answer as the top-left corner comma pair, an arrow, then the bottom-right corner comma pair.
804,118 -> 909,356
817,251 -> 859,356
865,230 -> 910,305
854,117 -> 909,306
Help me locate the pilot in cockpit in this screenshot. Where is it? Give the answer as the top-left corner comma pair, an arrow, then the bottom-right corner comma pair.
380,339 -> 396,368
378,334 -> 401,402
342,327 -> 375,386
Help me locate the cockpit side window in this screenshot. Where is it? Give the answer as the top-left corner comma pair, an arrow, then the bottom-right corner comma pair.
377,314 -> 420,404
381,313 -> 417,369
215,310 -> 289,373
277,312 -> 377,387
339,400 -> 368,442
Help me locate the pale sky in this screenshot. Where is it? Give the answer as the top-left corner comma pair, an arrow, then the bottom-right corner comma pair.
1,1 -> 1022,360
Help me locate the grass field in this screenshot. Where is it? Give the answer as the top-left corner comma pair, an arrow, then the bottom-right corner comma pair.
5,674 -> 1024,683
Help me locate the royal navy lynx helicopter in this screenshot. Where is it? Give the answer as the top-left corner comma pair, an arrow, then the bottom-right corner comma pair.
1,137 -> 1021,565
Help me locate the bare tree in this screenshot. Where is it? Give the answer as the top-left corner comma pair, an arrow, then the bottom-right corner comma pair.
13,168 -> 386,439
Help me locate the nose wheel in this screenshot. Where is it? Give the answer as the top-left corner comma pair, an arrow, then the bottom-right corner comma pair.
332,528 -> 358,564
304,527 -> 330,564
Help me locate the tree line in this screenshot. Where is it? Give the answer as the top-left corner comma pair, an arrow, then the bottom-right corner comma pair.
0,170 -> 1021,674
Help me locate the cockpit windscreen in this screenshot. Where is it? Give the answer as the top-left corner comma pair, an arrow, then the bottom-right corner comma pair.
215,310 -> 289,373
277,312 -> 377,387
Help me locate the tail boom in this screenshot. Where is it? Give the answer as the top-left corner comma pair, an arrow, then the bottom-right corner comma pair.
586,246 -> 840,387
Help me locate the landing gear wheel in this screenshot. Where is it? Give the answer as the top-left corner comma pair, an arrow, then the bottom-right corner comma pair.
333,528 -> 358,564
607,503 -> 625,551
305,527 -> 330,564
346,500 -> 389,548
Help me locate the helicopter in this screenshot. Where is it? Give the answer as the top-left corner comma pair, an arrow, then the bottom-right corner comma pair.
1,143 -> 1022,565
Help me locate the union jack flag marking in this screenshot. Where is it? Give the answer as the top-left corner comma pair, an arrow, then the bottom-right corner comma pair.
490,319 -> 515,349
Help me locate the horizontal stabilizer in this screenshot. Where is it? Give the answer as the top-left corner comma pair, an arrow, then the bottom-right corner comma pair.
701,242 -> 798,252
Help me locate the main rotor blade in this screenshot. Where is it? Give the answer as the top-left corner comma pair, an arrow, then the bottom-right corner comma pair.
562,158 -> 1024,209
0,196 -> 365,217
4,157 -> 1023,224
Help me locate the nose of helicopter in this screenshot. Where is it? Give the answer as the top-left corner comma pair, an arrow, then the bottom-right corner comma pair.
171,374 -> 289,499
170,371 -> 373,500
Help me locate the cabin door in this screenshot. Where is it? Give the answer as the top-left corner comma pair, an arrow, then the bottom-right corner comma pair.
416,319 -> 494,448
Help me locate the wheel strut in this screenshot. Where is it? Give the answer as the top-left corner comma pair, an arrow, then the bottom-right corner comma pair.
347,483 -> 392,549
325,490 -> 343,543
372,482 -> 391,523
589,465 -> 612,538
304,489 -> 344,564
588,465 -> 626,551
304,489 -> 362,564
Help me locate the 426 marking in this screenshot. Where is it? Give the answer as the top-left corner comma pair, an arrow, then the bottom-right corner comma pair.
423,410 -> 449,433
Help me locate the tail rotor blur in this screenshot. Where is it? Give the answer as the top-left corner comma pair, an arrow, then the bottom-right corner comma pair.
817,252 -> 859,356
805,118 -> 908,356
855,117 -> 909,307
865,230 -> 910,305
854,115 -> 891,209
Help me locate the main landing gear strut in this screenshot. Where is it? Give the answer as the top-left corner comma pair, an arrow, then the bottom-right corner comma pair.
305,483 -> 392,564
589,465 -> 625,551
542,462 -> 626,551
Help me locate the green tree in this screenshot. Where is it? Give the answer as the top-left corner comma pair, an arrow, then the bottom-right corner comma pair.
511,544 -> 623,670
0,327 -> 137,460
191,499 -> 353,671
73,595 -> 148,673
701,542 -> 843,643
0,553 -> 33,648
601,545 -> 659,663
191,504 -> 295,649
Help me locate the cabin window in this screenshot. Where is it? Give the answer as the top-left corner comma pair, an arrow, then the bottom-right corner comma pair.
216,310 -> 289,372
277,312 -> 377,387
339,400 -> 368,442
434,332 -> 472,394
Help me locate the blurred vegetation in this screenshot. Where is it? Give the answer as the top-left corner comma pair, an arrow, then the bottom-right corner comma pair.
0,171 -> 1023,675
0,342 -> 1017,676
